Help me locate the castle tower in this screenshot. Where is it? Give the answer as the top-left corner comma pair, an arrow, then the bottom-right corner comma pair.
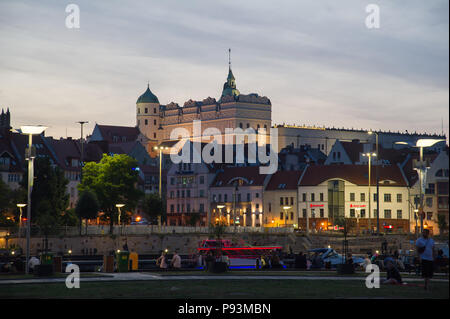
136,84 -> 161,156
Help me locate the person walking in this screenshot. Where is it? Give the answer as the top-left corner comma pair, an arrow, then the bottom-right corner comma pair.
156,251 -> 168,270
415,229 -> 435,290
171,251 -> 182,270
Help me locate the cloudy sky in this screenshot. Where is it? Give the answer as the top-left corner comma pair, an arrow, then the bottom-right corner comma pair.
0,0 -> 448,141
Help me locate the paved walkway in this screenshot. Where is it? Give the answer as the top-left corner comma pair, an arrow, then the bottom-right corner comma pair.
0,272 -> 448,285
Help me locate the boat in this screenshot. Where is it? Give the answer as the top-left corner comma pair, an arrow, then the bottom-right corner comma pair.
197,239 -> 283,268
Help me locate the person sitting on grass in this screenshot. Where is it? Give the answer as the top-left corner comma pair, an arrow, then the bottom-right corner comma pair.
382,257 -> 403,285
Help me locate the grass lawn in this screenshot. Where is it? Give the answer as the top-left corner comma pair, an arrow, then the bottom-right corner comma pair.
1,279 -> 448,299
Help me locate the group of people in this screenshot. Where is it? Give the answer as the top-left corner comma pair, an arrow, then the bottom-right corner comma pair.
155,250 -> 182,270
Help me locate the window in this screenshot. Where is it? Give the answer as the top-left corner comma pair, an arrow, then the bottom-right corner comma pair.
269,203 -> 272,212
290,212 -> 294,220
426,183 -> 435,195
360,193 -> 365,202
246,123 -> 250,128
302,209 -> 307,218
187,204 -> 191,213
145,108 -> 148,113
199,176 -> 205,184
247,193 -> 251,201
239,123 -> 243,129
311,193 -> 315,202
290,197 -> 294,205
397,210 -> 402,219
320,193 -> 324,201
256,204 -> 260,210
224,194 -> 228,202
426,197 -> 433,207
176,190 -> 180,198
154,119 -> 157,125
153,133 -> 156,138
187,190 -> 191,198
360,209 -> 366,218
437,182 -> 448,195
177,204 -> 180,213
350,209 -> 355,218
212,194 -> 217,202
302,193 -> 306,202
170,205 -> 174,213
320,209 -> 324,218
285,197 -> 289,205
280,212 -> 284,220
199,204 -> 204,213
384,209 -> 392,219
256,193 -> 260,198
350,193 -> 355,201
280,197 -> 284,205
426,212 -> 433,221
373,193 -> 378,202
199,190 -> 204,198
311,209 -> 315,218
384,194 -> 391,202
170,191 -> 174,199
145,119 -> 148,125
153,108 -> 157,113
396,194 -> 402,203
181,190 -> 185,198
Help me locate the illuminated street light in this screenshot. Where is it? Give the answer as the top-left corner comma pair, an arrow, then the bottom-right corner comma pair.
363,152 -> 377,233
15,125 -> 47,274
395,138 -> 445,234
154,145 -> 170,228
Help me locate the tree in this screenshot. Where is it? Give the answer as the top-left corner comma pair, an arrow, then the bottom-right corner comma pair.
78,154 -> 143,234
75,190 -> 100,235
142,193 -> 164,225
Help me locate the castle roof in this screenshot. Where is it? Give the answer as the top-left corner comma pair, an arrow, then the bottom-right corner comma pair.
137,84 -> 159,104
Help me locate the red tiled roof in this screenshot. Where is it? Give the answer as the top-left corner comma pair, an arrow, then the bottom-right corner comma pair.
211,166 -> 267,187
299,164 -> 407,186
265,170 -> 303,191
97,125 -> 140,144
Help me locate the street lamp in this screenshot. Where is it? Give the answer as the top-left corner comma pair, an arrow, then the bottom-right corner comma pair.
368,131 -> 380,235
17,125 -> 47,274
395,139 -> 445,233
116,204 -> 125,226
363,152 -> 377,234
17,204 -> 26,238
154,145 -> 169,228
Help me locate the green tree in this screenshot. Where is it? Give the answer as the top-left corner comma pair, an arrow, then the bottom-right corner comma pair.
78,154 -> 143,234
142,193 -> 164,225
75,190 -> 100,234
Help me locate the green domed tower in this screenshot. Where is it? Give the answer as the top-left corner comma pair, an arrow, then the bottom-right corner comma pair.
136,84 -> 161,154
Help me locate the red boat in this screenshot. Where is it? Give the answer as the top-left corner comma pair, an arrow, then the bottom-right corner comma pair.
197,239 -> 282,267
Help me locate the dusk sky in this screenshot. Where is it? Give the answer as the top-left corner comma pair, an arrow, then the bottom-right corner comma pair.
0,0 -> 448,141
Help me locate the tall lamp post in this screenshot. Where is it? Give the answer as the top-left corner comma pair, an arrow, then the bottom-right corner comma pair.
363,152 -> 377,234
77,121 -> 88,234
153,146 -> 169,229
395,139 -> 445,233
368,131 -> 380,234
17,125 -> 47,274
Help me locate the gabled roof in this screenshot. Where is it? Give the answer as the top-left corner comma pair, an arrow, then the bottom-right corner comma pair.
299,164 -> 407,187
265,170 -> 303,191
95,125 -> 140,144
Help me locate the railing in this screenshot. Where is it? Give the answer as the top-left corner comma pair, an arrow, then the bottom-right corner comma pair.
6,225 -> 295,236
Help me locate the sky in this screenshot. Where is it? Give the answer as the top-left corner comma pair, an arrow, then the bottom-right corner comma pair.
0,0 -> 448,141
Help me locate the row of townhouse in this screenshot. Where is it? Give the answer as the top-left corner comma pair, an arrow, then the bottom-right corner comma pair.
165,140 -> 448,234
1,112 -> 161,211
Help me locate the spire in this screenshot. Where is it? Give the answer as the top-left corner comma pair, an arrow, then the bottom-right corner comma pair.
228,48 -> 231,71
